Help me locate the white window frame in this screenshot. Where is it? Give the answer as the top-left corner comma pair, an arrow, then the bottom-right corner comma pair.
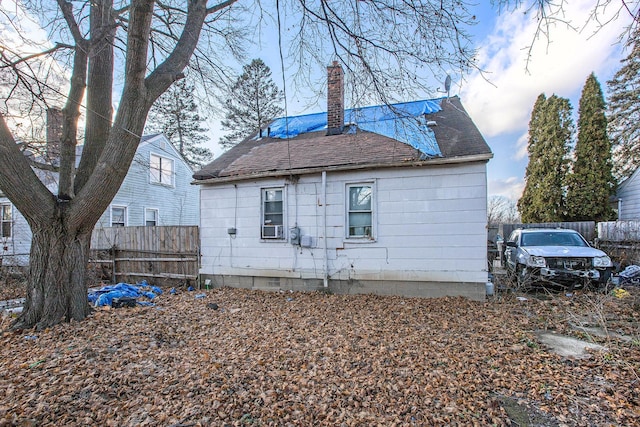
1,203 -> 12,239
145,208 -> 159,226
346,182 -> 375,240
261,187 -> 285,240
110,205 -> 127,227
150,153 -> 175,187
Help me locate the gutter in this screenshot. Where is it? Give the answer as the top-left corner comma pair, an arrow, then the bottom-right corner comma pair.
192,153 -> 493,186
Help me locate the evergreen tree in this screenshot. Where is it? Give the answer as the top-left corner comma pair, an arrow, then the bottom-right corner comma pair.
565,73 -> 615,221
219,59 -> 284,149
146,79 -> 212,169
518,94 -> 546,222
518,94 -> 573,222
608,28 -> 640,180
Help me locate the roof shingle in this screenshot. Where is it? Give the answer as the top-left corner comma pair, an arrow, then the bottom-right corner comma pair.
194,96 -> 491,182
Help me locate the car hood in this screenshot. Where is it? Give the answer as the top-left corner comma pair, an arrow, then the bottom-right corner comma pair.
523,246 -> 607,258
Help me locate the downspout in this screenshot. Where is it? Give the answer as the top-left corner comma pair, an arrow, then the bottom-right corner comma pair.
322,171 -> 328,288
618,198 -> 623,220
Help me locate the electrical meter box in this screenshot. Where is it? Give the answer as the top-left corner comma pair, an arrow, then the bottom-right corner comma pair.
289,227 -> 301,245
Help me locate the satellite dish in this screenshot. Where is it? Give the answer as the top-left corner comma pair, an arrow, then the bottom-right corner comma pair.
444,75 -> 451,98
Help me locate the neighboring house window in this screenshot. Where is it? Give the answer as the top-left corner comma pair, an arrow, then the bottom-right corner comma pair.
262,188 -> 284,239
347,184 -> 373,238
145,208 -> 159,226
1,204 -> 11,238
150,154 -> 174,186
111,206 -> 127,227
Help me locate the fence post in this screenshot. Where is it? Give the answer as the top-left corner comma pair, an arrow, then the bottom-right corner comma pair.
111,245 -> 117,284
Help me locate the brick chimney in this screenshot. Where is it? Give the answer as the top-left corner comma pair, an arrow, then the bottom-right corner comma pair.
326,61 -> 344,136
46,107 -> 63,161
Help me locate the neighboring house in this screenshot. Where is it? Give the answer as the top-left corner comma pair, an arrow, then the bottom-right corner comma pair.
94,133 -> 199,229
0,130 -> 199,267
193,62 -> 493,300
1,191 -> 30,267
614,167 -> 640,220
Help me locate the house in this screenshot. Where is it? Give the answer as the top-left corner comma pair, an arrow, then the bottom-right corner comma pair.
0,123 -> 199,267
194,62 -> 493,300
614,167 -> 640,220
93,133 -> 199,229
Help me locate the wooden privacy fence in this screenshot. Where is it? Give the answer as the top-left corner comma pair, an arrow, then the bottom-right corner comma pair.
499,221 -> 597,243
90,226 -> 199,287
597,221 -> 640,266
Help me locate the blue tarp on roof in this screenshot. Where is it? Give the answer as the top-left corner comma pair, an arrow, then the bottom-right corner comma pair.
265,99 -> 443,157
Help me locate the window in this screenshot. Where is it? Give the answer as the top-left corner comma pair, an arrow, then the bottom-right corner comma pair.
1,204 -> 11,238
145,208 -> 159,226
347,184 -> 373,238
150,154 -> 174,186
111,206 -> 127,227
262,188 -> 284,239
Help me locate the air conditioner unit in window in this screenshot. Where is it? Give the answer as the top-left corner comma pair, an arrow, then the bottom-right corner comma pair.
262,224 -> 283,239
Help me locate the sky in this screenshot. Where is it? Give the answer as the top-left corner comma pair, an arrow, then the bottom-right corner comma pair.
208,0 -> 635,203
460,1 -> 635,201
1,0 -> 636,203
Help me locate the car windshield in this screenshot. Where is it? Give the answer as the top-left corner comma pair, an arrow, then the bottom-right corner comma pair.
521,232 -> 588,247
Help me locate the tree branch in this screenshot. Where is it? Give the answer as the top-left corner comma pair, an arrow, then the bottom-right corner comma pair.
0,43 -> 74,69
75,0 -> 117,194
68,0 -> 155,229
207,0 -> 238,14
0,114 -> 55,226
56,0 -> 87,44
145,0 -> 236,104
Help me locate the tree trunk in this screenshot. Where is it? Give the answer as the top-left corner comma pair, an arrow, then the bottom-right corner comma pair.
12,219 -> 92,330
0,0 -> 214,330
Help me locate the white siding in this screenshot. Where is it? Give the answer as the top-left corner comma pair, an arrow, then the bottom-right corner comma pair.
617,168 -> 640,220
95,135 -> 199,228
0,197 -> 32,266
199,162 -> 488,285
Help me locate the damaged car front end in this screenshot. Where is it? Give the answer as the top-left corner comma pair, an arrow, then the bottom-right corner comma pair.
504,228 -> 613,289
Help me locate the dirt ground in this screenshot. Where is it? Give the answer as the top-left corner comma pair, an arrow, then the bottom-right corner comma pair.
0,279 -> 639,426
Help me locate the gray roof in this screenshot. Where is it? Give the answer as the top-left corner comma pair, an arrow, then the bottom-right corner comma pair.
194,96 -> 492,183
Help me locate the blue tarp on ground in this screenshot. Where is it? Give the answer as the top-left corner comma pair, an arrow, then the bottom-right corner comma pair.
88,281 -> 163,307
265,99 -> 443,158
619,265 -> 640,286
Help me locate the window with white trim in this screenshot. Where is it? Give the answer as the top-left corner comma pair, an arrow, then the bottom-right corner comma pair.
1,204 -> 12,238
145,208 -> 159,226
150,153 -> 174,186
111,206 -> 127,227
347,184 -> 373,238
261,188 -> 284,239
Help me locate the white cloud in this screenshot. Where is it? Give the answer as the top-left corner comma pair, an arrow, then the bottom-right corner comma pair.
489,176 -> 525,201
0,1 -> 52,54
462,0 -> 633,138
514,131 -> 529,161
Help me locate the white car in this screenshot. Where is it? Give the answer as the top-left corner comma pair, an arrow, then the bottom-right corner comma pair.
504,228 -> 613,289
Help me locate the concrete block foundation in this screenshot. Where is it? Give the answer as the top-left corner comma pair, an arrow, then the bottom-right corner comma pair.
199,274 -> 486,301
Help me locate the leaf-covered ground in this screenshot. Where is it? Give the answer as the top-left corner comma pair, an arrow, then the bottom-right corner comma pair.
0,284 -> 639,426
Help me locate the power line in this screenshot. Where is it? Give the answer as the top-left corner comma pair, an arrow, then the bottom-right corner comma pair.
275,0 -> 292,174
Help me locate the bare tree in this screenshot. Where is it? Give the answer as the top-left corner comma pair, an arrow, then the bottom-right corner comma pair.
488,195 -> 520,226
0,0 -> 635,329
0,0 -> 244,329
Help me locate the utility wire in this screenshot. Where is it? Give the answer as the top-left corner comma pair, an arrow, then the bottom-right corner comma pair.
275,0 -> 292,173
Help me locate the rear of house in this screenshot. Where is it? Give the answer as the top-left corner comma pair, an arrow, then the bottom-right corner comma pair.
194,62 -> 492,300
